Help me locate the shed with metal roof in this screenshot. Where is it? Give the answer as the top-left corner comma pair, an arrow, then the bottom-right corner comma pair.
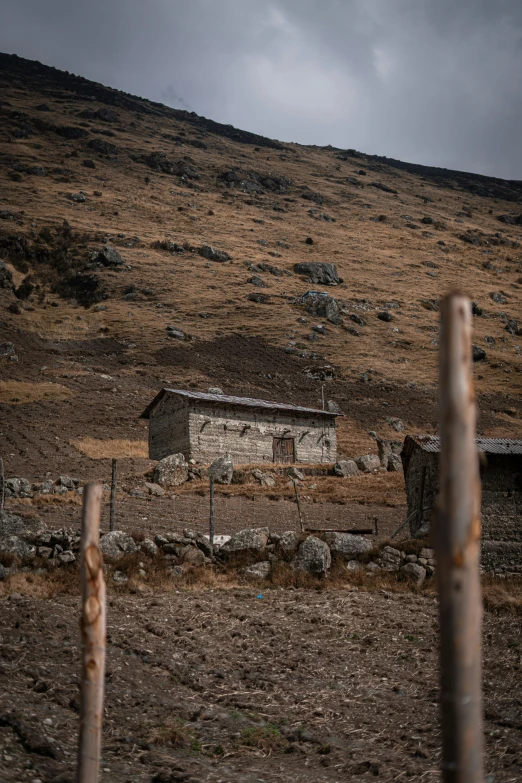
401,434 -> 522,573
141,388 -> 339,464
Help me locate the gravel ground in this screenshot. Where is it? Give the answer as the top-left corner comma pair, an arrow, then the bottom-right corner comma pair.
0,585 -> 520,782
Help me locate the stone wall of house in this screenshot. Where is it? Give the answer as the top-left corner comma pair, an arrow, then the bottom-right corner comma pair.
481,490 -> 522,574
405,447 -> 522,573
148,394 -> 190,460
404,449 -> 439,537
187,403 -> 337,464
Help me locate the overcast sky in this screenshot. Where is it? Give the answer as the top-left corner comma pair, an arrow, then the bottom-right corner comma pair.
1,0 -> 522,179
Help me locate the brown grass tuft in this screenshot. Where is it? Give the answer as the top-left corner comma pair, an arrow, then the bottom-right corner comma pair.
70,437 -> 149,459
0,381 -> 73,405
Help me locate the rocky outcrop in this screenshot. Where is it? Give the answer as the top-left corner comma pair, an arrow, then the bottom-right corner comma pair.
153,453 -> 189,487
324,531 -> 372,559
220,527 -> 269,558
294,262 -> 341,286
333,460 -> 359,477
99,531 -> 138,561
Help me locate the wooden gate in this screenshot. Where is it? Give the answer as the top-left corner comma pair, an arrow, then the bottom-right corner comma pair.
273,437 -> 295,463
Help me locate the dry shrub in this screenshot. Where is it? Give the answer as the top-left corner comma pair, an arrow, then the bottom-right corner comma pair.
482,577 -> 522,615
71,437 -> 148,459
237,725 -> 287,753
147,717 -> 198,749
32,493 -> 82,507
0,565 -> 80,599
0,381 -> 72,405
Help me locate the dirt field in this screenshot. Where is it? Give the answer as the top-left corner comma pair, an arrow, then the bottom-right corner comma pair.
0,582 -> 520,783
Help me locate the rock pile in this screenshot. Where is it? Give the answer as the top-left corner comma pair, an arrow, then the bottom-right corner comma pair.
3,475 -> 81,499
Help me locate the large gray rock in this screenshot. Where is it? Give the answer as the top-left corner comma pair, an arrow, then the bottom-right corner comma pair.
208,454 -> 234,485
387,454 -> 403,472
377,545 -> 403,571
93,245 -> 124,267
333,460 -> 359,477
251,468 -> 276,487
220,528 -> 269,558
153,453 -> 189,487
355,454 -> 381,473
0,536 -> 36,559
198,245 -> 231,262
298,292 -> 342,325
377,439 -> 403,465
294,262 -> 341,286
243,561 -> 271,581
100,531 -> 138,561
277,530 -> 300,557
324,532 -> 372,559
287,467 -> 305,481
293,536 -> 331,576
400,562 -> 426,586
141,538 -> 159,558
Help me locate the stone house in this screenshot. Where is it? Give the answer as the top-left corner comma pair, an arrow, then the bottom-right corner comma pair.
141,389 -> 339,464
401,435 -> 522,573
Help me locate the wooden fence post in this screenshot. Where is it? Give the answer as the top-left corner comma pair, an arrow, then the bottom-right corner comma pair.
209,477 -> 215,551
109,459 -> 117,533
77,483 -> 106,783
436,293 -> 484,783
0,457 -> 5,515
292,480 -> 304,532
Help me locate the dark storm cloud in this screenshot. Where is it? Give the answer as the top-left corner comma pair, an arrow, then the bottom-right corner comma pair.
1,0 -> 521,178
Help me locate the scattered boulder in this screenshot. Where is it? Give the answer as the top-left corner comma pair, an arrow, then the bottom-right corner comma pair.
66,192 -> 86,203
0,536 -> 36,559
355,454 -> 381,473
198,245 -> 231,262
293,535 -> 331,576
243,561 -> 271,581
167,325 -> 190,341
377,546 -> 402,572
377,311 -> 393,322
208,454 -> 234,485
251,469 -> 276,487
248,275 -> 267,288
326,400 -> 342,413
297,292 -> 342,325
287,467 -> 305,481
387,454 -> 403,472
400,562 -> 426,586
472,345 -> 487,362
220,528 -> 269,558
247,293 -> 270,304
277,531 -> 300,557
324,532 -> 372,559
153,453 -> 189,487
92,245 -> 124,267
0,261 -> 13,289
294,262 -> 341,286
141,539 -> 159,558
99,531 -> 138,561
333,460 -> 359,477
144,482 -> 165,497
181,546 -> 206,566
377,439 -> 403,465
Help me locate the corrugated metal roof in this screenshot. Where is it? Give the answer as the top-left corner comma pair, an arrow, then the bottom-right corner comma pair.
405,434 -> 522,455
141,388 -> 341,419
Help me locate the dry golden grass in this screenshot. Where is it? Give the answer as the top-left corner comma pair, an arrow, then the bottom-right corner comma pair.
70,437 -> 148,459
0,380 -> 73,404
177,470 -> 406,506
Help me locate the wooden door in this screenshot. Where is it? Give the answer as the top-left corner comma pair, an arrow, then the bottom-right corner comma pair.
273,437 -> 295,463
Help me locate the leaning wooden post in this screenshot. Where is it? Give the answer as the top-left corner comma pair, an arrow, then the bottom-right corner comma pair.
436,293 -> 484,783
77,483 -> 106,783
209,477 -> 215,551
0,457 -> 4,517
109,458 -> 117,533
292,479 -> 304,533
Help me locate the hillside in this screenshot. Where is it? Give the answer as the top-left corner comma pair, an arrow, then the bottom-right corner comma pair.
1,51 -> 522,484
